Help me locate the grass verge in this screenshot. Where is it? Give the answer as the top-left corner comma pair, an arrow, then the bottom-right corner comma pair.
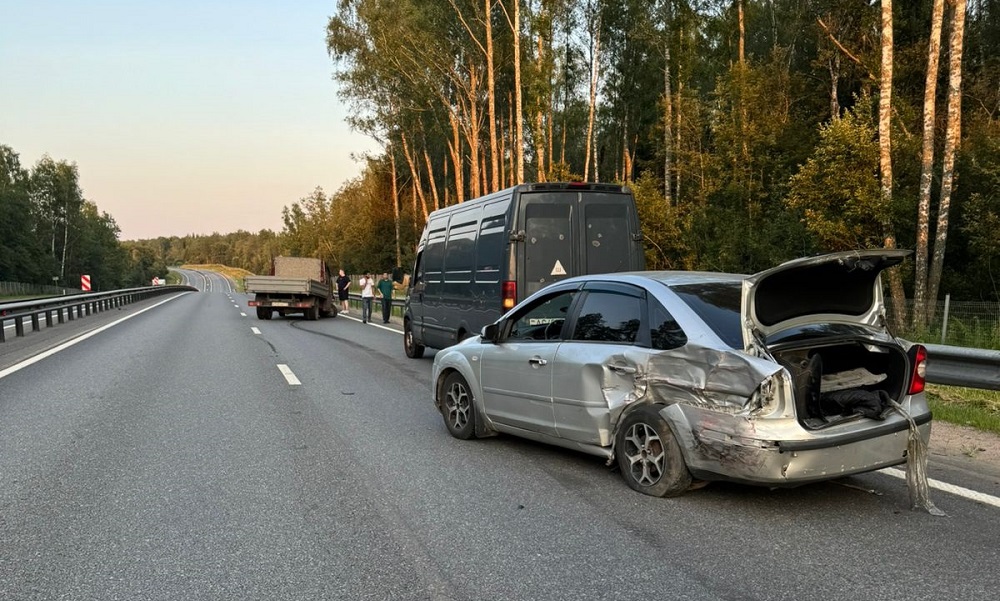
926,384 -> 1000,435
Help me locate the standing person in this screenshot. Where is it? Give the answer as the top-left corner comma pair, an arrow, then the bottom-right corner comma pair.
336,269 -> 350,314
376,272 -> 394,324
359,273 -> 375,324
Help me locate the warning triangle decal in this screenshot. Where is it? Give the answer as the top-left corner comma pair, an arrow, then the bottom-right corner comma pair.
550,260 -> 567,276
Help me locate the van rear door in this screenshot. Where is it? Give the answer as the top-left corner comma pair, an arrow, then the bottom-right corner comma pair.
521,195 -> 576,299
518,188 -> 641,300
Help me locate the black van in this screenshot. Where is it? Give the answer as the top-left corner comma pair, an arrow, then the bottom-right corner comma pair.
403,182 -> 645,358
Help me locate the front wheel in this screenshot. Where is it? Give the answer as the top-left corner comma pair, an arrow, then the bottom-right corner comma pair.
615,406 -> 692,497
440,372 -> 476,439
404,319 -> 425,358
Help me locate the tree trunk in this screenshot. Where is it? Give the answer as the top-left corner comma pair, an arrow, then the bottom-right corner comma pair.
513,0 -> 524,184
485,0 -> 499,193
879,0 -> 908,331
913,0 -> 946,329
663,28 -> 673,203
534,27 -> 546,182
927,0 -> 967,309
390,149 -> 401,267
829,53 -> 841,118
448,109 -> 464,204
466,63 -> 482,199
737,0 -> 745,67
584,12 -> 601,182
400,132 -> 429,221
423,148 -> 440,212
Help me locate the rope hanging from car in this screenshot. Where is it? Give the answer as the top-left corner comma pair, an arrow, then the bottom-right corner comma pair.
889,399 -> 947,516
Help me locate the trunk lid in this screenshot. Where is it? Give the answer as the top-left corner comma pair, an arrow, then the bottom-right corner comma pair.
740,250 -> 909,352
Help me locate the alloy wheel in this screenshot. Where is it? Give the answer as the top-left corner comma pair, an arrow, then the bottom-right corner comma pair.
622,423 -> 665,486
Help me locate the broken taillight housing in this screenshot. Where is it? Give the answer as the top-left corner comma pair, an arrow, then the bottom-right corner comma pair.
908,344 -> 928,395
502,280 -> 517,311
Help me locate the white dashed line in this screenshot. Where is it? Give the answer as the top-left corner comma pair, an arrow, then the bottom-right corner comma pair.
251,327 -> 261,335
277,364 -> 301,386
240,312 -> 247,317
880,468 -> 1000,509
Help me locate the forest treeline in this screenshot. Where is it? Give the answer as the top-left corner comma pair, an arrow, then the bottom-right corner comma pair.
0,144 -> 167,291
10,2 -> 1000,329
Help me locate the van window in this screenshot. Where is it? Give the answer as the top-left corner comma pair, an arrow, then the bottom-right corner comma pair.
475,204 -> 506,284
585,203 -> 631,274
445,216 -> 477,284
424,217 -> 448,291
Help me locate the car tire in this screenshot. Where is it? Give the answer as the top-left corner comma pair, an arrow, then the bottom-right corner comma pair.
440,372 -> 476,440
256,307 -> 272,320
615,406 -> 692,497
404,319 -> 425,358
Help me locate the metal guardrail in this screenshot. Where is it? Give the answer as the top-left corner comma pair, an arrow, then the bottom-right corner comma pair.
924,343 -> 1000,391
0,285 -> 196,343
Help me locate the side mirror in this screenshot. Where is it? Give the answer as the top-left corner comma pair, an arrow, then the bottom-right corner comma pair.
482,323 -> 499,343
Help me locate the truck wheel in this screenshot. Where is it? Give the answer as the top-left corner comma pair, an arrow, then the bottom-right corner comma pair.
256,307 -> 272,320
615,406 -> 692,497
307,305 -> 319,321
404,319 -> 425,358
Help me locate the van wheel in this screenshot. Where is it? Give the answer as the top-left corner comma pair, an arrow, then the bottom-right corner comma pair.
404,320 -> 425,358
440,372 -> 476,439
615,406 -> 691,497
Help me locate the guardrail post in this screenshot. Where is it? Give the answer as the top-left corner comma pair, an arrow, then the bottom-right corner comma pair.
941,294 -> 951,345
15,316 -> 25,337
31,313 -> 40,332
45,309 -> 53,327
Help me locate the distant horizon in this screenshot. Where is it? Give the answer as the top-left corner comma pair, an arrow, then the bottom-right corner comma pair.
0,1 -> 380,241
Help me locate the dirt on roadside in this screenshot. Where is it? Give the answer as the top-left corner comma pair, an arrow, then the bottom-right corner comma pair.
930,421 -> 1000,481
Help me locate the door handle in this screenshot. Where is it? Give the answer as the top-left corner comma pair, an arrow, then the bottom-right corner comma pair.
529,356 -> 548,366
608,364 -> 636,375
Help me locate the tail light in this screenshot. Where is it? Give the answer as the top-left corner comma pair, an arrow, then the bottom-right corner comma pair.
502,281 -> 517,311
908,344 -> 928,395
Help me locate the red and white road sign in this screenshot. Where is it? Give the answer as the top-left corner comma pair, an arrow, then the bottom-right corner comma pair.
81,274 -> 91,291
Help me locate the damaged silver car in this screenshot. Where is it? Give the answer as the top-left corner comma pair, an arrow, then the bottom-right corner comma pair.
431,250 -> 931,497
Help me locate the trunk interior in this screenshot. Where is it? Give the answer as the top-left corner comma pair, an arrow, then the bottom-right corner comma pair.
773,341 -> 908,430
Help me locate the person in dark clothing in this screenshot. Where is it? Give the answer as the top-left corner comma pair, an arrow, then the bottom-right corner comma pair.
336,269 -> 351,314
376,273 -> 394,324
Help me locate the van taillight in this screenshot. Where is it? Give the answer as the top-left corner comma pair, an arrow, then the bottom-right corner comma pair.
502,281 -> 517,311
908,345 -> 928,395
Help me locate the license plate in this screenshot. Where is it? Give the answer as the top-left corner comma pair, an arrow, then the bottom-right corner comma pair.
272,302 -> 289,307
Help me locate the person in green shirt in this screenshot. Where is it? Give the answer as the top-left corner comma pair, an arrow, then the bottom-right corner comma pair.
376,273 -> 395,324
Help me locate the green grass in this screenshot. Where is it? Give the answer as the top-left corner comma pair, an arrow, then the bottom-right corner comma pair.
926,384 -> 1000,435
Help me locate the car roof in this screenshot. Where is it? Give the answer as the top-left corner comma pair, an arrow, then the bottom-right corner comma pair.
560,271 -> 747,287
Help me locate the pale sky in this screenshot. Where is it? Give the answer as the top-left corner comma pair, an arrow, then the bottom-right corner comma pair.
0,0 -> 379,240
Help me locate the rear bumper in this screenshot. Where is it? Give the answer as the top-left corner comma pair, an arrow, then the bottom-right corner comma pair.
662,403 -> 932,487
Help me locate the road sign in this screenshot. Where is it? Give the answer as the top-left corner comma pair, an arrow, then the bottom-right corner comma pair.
81,274 -> 91,291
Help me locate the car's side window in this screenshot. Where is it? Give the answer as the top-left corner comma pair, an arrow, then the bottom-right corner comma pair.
507,290 -> 576,341
571,291 -> 642,344
649,298 -> 687,350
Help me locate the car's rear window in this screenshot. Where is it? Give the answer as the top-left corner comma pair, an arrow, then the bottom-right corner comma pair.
670,282 -> 744,349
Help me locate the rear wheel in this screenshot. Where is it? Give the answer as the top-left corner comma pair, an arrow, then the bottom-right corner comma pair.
615,406 -> 692,497
306,305 -> 319,321
255,307 -> 272,320
404,319 -> 425,358
440,372 -> 476,439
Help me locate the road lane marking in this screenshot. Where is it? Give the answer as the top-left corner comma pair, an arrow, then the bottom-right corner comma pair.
251,327 -> 261,335
880,467 -> 1000,509
0,293 -> 191,381
240,312 -> 247,317
277,364 -> 301,386
341,313 -> 401,333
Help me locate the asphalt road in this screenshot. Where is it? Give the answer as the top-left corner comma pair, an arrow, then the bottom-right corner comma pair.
1,273 -> 999,600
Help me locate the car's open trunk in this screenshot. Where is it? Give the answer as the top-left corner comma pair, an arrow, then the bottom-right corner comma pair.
773,340 -> 909,430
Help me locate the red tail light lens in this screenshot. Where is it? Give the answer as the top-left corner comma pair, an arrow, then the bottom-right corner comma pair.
502,281 -> 517,311
908,345 -> 928,395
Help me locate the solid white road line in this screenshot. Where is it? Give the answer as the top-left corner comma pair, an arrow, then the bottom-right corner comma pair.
277,364 -> 301,386
251,327 -> 261,335
341,313 -> 401,334
880,467 -> 1000,509
0,293 -> 191,381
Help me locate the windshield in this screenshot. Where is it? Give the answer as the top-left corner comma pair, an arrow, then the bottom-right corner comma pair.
670,282 -> 743,349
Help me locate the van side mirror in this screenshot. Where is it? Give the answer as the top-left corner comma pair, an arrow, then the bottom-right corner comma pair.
482,323 -> 499,343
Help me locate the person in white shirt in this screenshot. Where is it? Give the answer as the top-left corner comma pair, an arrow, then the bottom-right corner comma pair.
359,273 -> 375,324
